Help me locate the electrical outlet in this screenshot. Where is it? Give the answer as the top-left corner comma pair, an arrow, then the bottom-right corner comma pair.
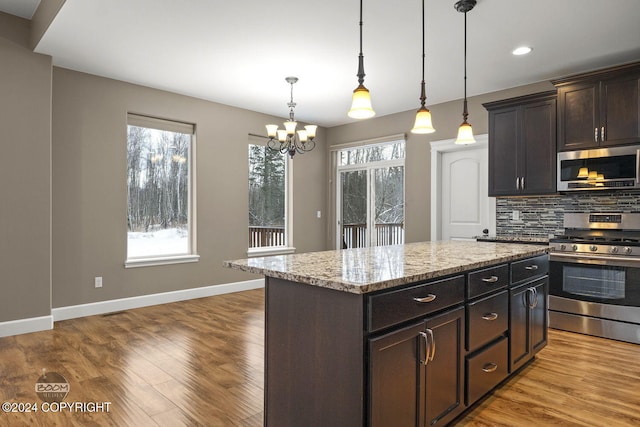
95,276 -> 103,288
317,210 -> 322,219
511,210 -> 520,221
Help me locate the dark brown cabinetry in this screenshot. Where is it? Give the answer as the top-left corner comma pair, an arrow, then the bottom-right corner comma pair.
509,278 -> 548,372
263,253 -> 548,427
553,62 -> 640,150
368,278 -> 465,427
484,91 -> 557,196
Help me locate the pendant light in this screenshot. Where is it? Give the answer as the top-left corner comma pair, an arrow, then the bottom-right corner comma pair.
347,0 -> 375,119
411,0 -> 435,134
454,0 -> 476,144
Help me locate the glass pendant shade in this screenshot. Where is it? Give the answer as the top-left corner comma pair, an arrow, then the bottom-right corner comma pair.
588,170 -> 598,180
411,107 -> 435,134
266,124 -> 279,138
304,125 -> 317,139
454,121 -> 476,144
577,167 -> 589,178
284,120 -> 297,135
297,130 -> 308,142
348,84 -> 376,119
277,130 -> 287,142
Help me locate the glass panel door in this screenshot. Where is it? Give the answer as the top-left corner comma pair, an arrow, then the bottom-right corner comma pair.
340,169 -> 368,248
374,166 -> 404,246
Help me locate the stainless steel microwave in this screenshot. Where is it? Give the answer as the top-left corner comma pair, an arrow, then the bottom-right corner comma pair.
557,145 -> 640,191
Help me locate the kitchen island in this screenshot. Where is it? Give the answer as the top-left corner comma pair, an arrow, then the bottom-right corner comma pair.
225,241 -> 549,427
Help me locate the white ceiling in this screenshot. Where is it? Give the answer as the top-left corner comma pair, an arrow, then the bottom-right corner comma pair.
2,0 -> 640,127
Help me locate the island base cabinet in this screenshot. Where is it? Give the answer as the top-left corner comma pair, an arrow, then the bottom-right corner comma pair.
368,307 -> 465,427
509,278 -> 548,372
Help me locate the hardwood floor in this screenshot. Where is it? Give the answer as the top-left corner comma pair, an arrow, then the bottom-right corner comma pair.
1,288 -> 639,426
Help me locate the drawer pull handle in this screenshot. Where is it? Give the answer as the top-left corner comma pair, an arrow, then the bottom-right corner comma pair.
481,276 -> 499,283
482,363 -> 498,373
524,265 -> 538,271
413,294 -> 437,303
482,312 -> 499,321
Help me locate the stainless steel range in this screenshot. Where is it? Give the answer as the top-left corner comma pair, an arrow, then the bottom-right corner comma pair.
549,213 -> 640,344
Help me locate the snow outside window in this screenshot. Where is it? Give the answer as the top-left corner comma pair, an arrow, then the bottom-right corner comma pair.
125,114 -> 198,267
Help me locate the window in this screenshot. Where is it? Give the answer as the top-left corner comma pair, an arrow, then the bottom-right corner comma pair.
126,114 -> 197,266
337,140 -> 405,248
248,142 -> 293,255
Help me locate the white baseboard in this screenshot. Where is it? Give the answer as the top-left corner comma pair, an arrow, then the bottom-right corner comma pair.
0,315 -> 54,338
52,279 -> 265,321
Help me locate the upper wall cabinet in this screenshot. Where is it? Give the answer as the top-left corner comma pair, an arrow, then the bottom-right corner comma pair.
484,91 -> 557,197
552,62 -> 640,151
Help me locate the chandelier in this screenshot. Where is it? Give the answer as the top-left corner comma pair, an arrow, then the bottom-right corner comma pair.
266,77 -> 317,158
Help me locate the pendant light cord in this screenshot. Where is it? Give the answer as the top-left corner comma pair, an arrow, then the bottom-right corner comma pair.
357,0 -> 365,85
462,10 -> 468,120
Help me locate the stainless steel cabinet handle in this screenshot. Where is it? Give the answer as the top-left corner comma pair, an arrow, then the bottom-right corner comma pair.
525,265 -> 538,270
595,127 -> 599,142
601,126 -> 605,141
482,312 -> 499,321
482,362 -> 498,373
481,276 -> 499,283
413,294 -> 437,303
521,176 -> 525,190
531,287 -> 539,308
427,329 -> 435,362
419,331 -> 429,365
516,177 -> 520,190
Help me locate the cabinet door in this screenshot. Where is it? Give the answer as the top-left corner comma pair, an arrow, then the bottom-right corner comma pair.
531,279 -> 548,354
557,81 -> 599,151
601,74 -> 640,146
488,106 -> 520,196
424,307 -> 466,427
521,99 -> 556,195
509,283 -> 532,372
369,321 -> 425,427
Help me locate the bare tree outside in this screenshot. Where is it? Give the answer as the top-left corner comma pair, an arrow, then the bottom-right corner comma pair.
248,144 -> 286,248
127,125 -> 191,258
339,141 -> 405,248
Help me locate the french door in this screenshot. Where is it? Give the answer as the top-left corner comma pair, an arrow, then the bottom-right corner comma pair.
337,161 -> 405,249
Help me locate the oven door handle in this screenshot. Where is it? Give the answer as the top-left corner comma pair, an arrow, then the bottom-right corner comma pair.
549,252 -> 640,268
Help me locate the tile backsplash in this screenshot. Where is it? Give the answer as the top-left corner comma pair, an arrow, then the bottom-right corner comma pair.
495,192 -> 640,237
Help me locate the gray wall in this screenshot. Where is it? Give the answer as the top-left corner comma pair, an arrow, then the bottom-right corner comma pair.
52,68 -> 327,308
0,12 -> 52,322
326,80 -> 554,246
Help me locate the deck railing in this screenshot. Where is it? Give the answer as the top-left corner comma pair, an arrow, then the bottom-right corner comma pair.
249,226 -> 285,248
342,223 -> 404,248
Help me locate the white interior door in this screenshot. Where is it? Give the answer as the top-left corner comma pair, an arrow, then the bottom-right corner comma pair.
430,135 -> 496,241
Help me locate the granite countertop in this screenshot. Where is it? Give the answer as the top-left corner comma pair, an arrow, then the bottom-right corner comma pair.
475,235 -> 550,244
224,241 -> 548,294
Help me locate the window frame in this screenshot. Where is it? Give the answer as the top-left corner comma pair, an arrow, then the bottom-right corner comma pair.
125,113 -> 199,268
247,138 -> 295,257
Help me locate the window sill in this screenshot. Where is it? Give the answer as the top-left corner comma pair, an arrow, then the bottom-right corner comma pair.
125,254 -> 200,268
247,246 -> 296,257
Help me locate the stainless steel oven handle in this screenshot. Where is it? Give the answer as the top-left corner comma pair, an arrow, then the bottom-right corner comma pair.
549,252 -> 640,267
637,148 -> 640,184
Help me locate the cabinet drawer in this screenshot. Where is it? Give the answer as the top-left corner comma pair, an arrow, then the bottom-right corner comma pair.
466,290 -> 508,352
511,255 -> 548,285
368,276 -> 464,332
468,264 -> 509,299
466,336 -> 508,406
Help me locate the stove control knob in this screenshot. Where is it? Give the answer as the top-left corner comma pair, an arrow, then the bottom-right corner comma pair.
610,246 -> 619,254
572,244 -> 578,251
623,247 -> 632,254
559,244 -> 566,251
590,245 -> 598,252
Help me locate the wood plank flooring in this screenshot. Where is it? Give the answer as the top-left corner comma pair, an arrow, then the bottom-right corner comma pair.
1,288 -> 639,426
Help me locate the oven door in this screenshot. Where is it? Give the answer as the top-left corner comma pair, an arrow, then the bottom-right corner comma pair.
549,254 -> 640,306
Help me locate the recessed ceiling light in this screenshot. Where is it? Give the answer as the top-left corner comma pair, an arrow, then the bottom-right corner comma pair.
512,46 -> 533,56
